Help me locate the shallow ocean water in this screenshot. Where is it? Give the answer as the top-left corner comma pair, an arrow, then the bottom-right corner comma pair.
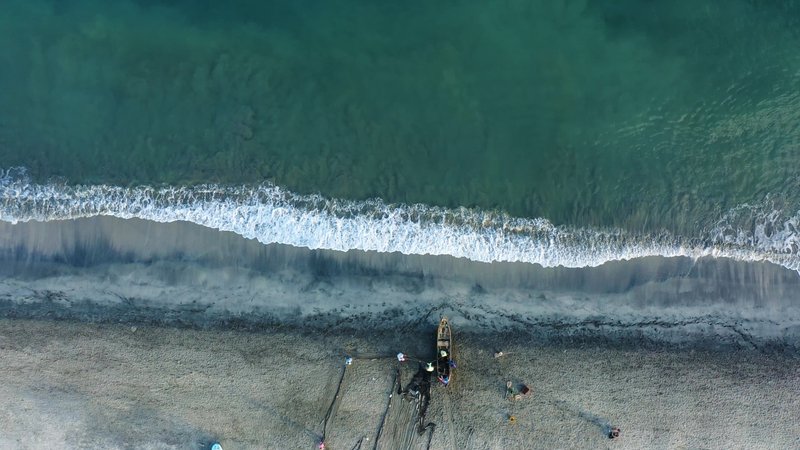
2,0 -> 800,239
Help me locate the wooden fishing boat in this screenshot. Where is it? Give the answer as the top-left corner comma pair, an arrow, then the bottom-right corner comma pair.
435,317 -> 453,386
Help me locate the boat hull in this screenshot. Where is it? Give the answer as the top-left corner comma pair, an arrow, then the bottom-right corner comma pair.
436,317 -> 453,386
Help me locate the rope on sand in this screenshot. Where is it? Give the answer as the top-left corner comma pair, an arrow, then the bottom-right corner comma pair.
349,436 -> 364,450
321,363 -> 348,442
371,370 -> 399,450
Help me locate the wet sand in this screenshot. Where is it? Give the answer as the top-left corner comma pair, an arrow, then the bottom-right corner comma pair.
1,217 -> 800,349
0,318 -> 798,449
1,217 -> 800,448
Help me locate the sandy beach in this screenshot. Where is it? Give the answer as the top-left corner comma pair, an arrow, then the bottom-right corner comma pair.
2,217 -> 800,350
0,318 -> 798,449
0,218 -> 799,449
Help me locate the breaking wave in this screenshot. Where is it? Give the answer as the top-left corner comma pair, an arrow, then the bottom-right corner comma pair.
1,168 -> 799,271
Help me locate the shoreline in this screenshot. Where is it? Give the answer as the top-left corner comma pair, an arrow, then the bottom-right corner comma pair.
1,217 -> 800,350
1,218 -> 799,447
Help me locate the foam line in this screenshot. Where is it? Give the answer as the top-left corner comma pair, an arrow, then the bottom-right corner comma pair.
1,168 -> 798,271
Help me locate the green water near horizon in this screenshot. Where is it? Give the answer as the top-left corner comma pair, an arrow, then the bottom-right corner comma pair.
1,0 -> 800,235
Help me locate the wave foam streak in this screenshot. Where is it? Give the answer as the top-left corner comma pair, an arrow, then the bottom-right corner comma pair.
1,169 -> 799,270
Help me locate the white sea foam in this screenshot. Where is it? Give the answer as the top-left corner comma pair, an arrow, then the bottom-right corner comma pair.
1,168 -> 799,271
710,198 -> 800,256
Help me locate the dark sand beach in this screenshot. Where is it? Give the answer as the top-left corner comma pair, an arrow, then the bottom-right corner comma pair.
2,217 -> 800,349
1,218 -> 799,448
1,319 -> 798,449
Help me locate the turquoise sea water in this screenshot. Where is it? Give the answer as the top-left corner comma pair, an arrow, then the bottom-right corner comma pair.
2,0 -> 800,268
